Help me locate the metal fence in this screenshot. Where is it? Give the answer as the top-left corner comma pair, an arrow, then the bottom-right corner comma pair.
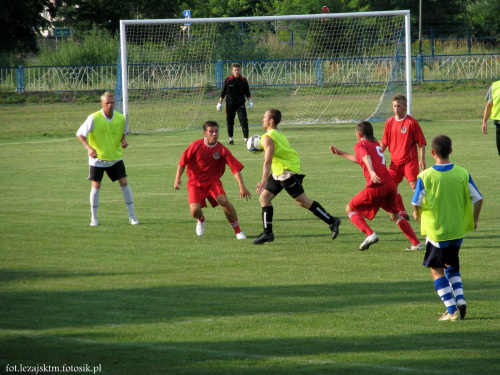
1,55 -> 499,94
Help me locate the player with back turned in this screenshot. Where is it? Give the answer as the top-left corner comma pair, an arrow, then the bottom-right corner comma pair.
330,121 -> 422,251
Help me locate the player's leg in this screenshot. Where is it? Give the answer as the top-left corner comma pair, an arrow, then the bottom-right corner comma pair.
425,244 -> 460,321
109,160 -> 138,225
445,264 -> 467,319
88,166 -> 104,226
253,176 -> 279,244
215,193 -> 245,239
226,106 -> 237,145
388,162 -> 408,219
236,105 -> 249,140
347,189 -> 379,250
384,186 -> 421,249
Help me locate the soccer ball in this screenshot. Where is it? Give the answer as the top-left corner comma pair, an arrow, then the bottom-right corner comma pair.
246,135 -> 263,153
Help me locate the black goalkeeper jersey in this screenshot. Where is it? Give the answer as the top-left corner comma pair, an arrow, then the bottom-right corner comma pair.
220,75 -> 251,108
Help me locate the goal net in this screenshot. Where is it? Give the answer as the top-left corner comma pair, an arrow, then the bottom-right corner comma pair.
116,11 -> 411,133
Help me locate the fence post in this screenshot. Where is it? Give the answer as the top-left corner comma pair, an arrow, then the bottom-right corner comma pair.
315,58 -> 323,87
467,27 -> 471,55
416,54 -> 423,85
430,27 -> 435,58
215,60 -> 223,89
16,65 -> 25,94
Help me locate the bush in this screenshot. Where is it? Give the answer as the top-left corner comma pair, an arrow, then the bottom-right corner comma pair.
37,26 -> 118,66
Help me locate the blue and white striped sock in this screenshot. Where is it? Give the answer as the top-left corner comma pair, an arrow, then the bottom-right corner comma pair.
445,266 -> 466,304
434,276 -> 457,314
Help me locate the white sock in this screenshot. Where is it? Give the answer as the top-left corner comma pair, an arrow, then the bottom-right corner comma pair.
90,187 -> 100,220
121,184 -> 135,216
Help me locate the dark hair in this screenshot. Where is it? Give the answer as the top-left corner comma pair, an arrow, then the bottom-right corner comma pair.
356,121 -> 377,142
203,121 -> 219,131
232,63 -> 241,68
432,135 -> 452,158
267,108 -> 282,125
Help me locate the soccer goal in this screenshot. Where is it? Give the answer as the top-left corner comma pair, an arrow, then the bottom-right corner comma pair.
116,11 -> 411,133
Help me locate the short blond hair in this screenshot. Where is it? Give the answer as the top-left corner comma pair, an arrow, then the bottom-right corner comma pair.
101,91 -> 115,101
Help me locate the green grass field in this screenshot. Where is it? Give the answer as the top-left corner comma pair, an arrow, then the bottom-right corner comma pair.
0,89 -> 499,374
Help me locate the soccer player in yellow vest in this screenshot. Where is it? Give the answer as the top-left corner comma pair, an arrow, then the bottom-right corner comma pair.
412,135 -> 483,321
253,109 -> 341,244
77,91 -> 139,226
482,80 -> 500,157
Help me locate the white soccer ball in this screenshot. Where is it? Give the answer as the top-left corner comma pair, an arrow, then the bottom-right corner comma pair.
246,135 -> 263,153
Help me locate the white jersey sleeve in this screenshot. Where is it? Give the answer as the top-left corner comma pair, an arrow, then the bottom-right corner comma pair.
76,114 -> 94,137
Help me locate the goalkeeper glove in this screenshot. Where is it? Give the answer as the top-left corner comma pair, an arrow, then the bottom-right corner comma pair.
216,101 -> 223,111
247,100 -> 253,110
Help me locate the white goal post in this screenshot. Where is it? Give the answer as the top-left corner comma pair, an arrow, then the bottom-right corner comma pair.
116,11 -> 411,132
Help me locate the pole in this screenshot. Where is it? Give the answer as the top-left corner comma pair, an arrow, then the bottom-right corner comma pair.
418,0 -> 422,55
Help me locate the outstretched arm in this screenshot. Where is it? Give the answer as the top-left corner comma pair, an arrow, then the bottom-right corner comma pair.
329,145 -> 357,163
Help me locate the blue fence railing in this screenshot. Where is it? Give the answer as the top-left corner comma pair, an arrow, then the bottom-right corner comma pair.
1,55 -> 500,94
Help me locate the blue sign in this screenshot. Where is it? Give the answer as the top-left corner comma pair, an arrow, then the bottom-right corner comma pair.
183,10 -> 191,26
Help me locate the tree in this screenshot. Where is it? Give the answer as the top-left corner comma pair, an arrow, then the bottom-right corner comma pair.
0,0 -> 56,54
54,0 -> 184,35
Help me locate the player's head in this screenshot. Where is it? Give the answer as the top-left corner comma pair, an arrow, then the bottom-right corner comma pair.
392,94 -> 407,118
356,121 -> 377,142
101,91 -> 115,117
263,109 -> 281,129
203,121 -> 219,145
232,63 -> 241,78
431,135 -> 452,159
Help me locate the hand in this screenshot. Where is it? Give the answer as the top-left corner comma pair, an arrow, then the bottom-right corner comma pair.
369,171 -> 381,184
122,140 -> 129,149
240,186 -> 252,200
216,101 -> 223,111
330,145 -> 340,155
482,123 -> 488,134
256,181 -> 266,194
174,180 -> 181,189
247,100 -> 253,110
87,147 -> 97,158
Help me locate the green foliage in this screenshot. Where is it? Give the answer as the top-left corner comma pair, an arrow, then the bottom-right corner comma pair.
37,26 -> 118,66
0,0 -> 55,54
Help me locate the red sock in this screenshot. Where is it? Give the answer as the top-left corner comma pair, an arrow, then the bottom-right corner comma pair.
230,219 -> 241,234
396,217 -> 420,245
348,211 -> 373,235
198,215 -> 205,223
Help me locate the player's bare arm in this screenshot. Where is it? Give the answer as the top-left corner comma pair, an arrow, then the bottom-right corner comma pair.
234,171 -> 252,200
418,144 -> 426,170
482,101 -> 493,134
330,145 -> 357,163
412,204 -> 421,222
174,165 -> 185,189
78,135 -> 97,158
257,137 -> 274,194
121,133 -> 129,149
361,154 -> 381,184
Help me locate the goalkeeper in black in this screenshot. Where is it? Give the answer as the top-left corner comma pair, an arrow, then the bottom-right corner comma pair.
218,63 -> 253,145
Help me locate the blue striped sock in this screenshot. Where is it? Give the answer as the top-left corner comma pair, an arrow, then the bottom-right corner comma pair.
434,276 -> 457,314
445,266 -> 465,304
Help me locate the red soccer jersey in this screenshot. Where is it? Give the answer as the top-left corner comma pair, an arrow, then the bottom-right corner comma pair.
179,139 -> 244,188
381,114 -> 427,165
354,139 -> 393,188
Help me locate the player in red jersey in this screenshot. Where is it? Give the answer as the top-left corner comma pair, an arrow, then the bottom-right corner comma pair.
330,121 -> 422,251
174,121 -> 252,239
381,94 -> 427,220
